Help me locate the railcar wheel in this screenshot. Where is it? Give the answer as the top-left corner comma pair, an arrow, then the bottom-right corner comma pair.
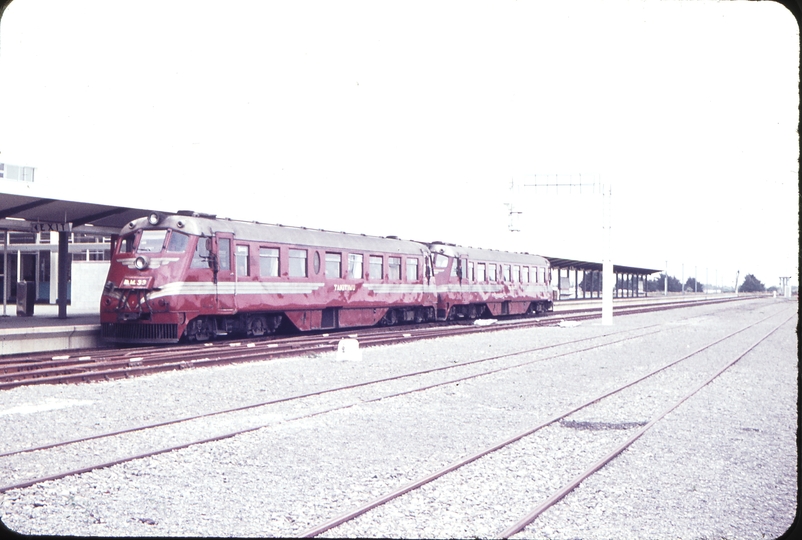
248,316 -> 268,337
187,317 -> 214,341
381,309 -> 398,326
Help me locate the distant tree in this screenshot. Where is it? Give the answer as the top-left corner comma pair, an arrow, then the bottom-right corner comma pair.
739,274 -> 766,293
685,277 -> 704,293
648,273 -> 682,293
767,286 -> 780,293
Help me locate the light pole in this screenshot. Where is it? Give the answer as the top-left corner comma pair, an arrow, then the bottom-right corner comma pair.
601,183 -> 613,325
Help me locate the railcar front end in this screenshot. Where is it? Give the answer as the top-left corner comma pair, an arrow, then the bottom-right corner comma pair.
100,213 -> 215,344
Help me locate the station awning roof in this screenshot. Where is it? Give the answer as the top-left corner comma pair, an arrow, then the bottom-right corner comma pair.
545,256 -> 663,276
0,192 -> 154,235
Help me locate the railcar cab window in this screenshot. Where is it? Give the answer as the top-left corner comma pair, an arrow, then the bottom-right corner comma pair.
138,230 -> 167,253
191,237 -> 211,268
119,235 -> 135,254
434,254 -> 449,270
260,248 -> 280,277
369,256 -> 383,280
348,253 -> 363,279
388,256 -> 402,280
290,249 -> 308,277
236,245 -> 250,277
166,231 -> 190,252
407,257 -> 418,281
326,252 -> 342,278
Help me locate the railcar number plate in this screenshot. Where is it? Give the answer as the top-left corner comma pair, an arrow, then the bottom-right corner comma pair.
121,277 -> 152,288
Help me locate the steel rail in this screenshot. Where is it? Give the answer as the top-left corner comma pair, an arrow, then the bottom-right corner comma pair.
0,305 -> 784,498
498,310 -> 797,538
0,323 -> 673,493
0,295 -> 757,388
297,306 -> 792,538
0,323 -> 660,459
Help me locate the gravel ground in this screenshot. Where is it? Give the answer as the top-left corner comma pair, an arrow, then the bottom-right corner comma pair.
0,296 -> 796,538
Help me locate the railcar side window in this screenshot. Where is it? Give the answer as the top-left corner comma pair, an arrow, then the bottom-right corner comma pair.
468,262 -> 474,282
513,265 -> 520,282
477,263 -> 486,282
488,264 -> 497,282
166,231 -> 190,252
450,259 -> 458,278
236,245 -> 250,277
218,239 -> 231,270
290,249 -> 308,277
407,258 -> 418,281
369,256 -> 383,280
138,230 -> 167,253
313,251 -> 321,274
388,257 -> 401,280
119,235 -> 135,254
260,248 -> 280,277
348,253 -> 363,279
326,252 -> 342,278
503,265 -> 511,282
539,267 -> 545,284
522,266 -> 529,283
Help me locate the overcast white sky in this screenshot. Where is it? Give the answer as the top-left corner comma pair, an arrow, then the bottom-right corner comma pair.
0,0 -> 798,288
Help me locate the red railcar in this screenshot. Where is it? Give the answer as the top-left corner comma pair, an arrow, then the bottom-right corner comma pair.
100,212 -> 553,344
426,242 -> 553,320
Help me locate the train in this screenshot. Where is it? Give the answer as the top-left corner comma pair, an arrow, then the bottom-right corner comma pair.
100,211 -> 555,344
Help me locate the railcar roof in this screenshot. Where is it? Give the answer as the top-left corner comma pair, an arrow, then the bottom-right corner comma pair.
125,214 -> 429,255
427,242 -> 549,266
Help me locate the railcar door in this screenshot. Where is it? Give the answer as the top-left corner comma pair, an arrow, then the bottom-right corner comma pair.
214,233 -> 235,313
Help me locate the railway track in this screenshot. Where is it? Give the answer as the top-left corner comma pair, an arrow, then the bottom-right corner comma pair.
302,306 -> 796,538
0,301 -> 787,507
0,319 -> 668,492
0,294 -> 754,389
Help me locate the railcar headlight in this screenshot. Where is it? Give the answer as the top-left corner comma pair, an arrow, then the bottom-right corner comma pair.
134,256 -> 149,270
148,212 -> 161,226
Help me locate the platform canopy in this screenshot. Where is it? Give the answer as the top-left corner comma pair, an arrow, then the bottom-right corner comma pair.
544,256 -> 663,276
0,192 -> 156,235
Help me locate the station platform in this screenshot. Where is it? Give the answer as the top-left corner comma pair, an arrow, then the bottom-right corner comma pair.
0,304 -> 101,356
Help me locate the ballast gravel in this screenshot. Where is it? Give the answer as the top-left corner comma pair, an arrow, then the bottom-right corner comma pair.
0,296 -> 797,538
